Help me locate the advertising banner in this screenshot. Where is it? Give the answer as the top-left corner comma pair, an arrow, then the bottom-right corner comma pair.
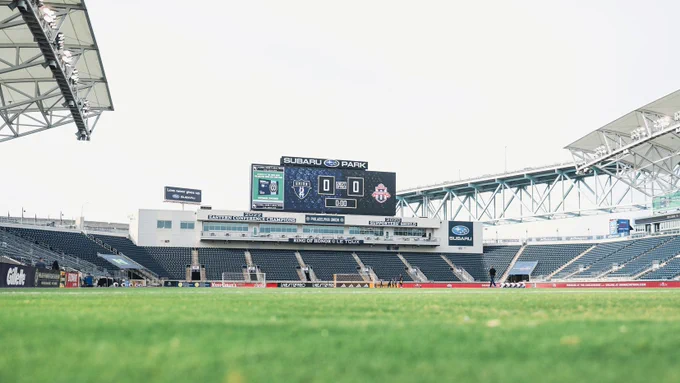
280,156 -> 368,170
35,269 -> 60,288
288,238 -> 364,245
653,191 -> 680,215
448,221 -> 474,247
305,215 -> 345,225
251,165 -> 286,211
164,186 -> 202,204
0,263 -> 36,288
62,272 -> 80,288
277,282 -> 336,288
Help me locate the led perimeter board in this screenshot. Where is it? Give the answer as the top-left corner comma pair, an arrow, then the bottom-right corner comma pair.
250,160 -> 396,216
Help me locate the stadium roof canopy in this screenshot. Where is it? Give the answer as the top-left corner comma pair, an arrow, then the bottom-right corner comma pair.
565,90 -> 680,197
0,0 -> 112,143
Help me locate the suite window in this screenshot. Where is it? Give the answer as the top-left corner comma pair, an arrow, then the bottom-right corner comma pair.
180,221 -> 195,230
157,220 -> 172,229
394,228 -> 426,237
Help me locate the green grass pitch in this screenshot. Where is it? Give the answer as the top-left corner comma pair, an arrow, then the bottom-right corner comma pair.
1,288 -> 680,383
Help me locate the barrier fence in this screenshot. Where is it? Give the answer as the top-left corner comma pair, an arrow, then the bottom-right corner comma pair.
159,280 -> 680,289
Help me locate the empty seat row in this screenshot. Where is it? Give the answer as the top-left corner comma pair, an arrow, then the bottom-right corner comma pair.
553,241 -> 630,279
299,251 -> 360,281
402,253 -> 458,281
250,250 -> 300,281
518,244 -> 592,279
573,236 -> 670,278
640,257 -> 680,280
609,236 -> 680,277
94,234 -> 170,278
198,248 -> 247,280
357,252 -> 412,281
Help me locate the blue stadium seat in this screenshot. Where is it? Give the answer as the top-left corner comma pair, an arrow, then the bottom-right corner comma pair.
401,253 -> 458,281
517,244 -> 592,279
198,248 -> 247,280
250,249 -> 300,281
299,251 -> 360,281
356,252 -> 412,281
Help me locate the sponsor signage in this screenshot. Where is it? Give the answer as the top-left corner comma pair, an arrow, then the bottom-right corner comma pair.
277,282 -> 336,288
534,281 -> 680,289
35,269 -> 60,288
0,263 -> 36,288
207,212 -> 297,223
653,191 -> 680,215
564,236 -> 592,241
533,237 -> 562,242
281,156 -> 368,170
448,221 -> 474,247
164,186 -> 202,204
305,215 -> 345,225
367,217 -> 417,227
251,164 -> 286,211
62,271 -> 80,288
609,219 -> 631,235
288,238 -> 364,245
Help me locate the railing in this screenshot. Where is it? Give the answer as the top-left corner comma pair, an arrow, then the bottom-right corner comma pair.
200,231 -> 440,244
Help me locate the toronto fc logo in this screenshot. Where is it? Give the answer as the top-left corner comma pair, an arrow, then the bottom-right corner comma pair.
372,184 -> 391,204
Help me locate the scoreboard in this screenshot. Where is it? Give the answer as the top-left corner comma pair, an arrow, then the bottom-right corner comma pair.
250,157 -> 396,216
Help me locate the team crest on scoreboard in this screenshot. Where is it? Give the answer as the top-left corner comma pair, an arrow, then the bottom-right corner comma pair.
372,184 -> 391,204
292,180 -> 312,200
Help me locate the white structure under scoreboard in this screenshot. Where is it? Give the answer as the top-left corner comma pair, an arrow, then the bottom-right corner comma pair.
130,208 -> 483,254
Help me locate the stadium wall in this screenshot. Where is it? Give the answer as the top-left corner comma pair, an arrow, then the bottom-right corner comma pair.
131,209 -> 483,253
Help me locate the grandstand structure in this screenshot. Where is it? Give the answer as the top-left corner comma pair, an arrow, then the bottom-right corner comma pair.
0,0 -> 112,143
3,213 -> 680,283
396,90 -> 680,226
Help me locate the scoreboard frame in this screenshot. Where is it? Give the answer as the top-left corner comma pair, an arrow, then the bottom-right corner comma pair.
249,162 -> 396,216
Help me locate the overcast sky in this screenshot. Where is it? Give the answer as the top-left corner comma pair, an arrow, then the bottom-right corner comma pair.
1,0 -> 679,236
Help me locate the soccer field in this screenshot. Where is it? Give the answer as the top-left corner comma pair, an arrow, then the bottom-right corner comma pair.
1,289 -> 679,383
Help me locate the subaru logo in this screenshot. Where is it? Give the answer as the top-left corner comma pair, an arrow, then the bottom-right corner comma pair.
324,159 -> 340,168
452,225 -> 470,236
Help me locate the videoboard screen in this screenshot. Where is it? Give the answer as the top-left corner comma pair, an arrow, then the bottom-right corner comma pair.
250,164 -> 396,216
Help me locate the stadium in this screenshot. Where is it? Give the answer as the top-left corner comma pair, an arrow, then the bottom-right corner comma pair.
2,1 -> 680,383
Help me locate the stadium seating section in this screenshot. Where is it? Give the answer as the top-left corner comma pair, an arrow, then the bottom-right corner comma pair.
551,241 -> 630,280
401,253 -> 459,281
198,248 -> 247,280
145,247 -> 191,280
357,252 -> 413,281
481,246 -> 521,280
517,244 -> 592,279
609,236 -> 680,278
572,236 -> 671,279
93,234 -> 171,278
3,227 -> 118,271
641,256 -> 680,280
3,225 -> 680,282
299,251 -> 360,281
250,250 -> 301,281
445,253 -> 487,281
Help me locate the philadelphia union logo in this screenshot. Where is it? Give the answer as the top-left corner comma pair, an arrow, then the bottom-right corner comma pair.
372,184 -> 391,204
292,180 -> 311,200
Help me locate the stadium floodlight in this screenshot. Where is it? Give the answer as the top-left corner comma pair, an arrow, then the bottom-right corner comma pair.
56,32 -> 65,50
674,111 -> 680,121
653,116 -> 671,131
594,145 -> 608,157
